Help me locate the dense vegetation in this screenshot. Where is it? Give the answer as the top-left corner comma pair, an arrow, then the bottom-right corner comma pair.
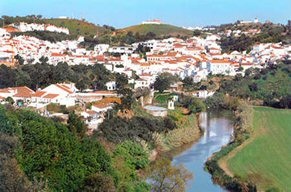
97,112 -> 176,144
212,61 -> 291,109
220,23 -> 290,53
0,105 -> 117,191
0,60 -> 113,91
0,104 -> 156,191
11,30 -> 74,42
226,107 -> 291,191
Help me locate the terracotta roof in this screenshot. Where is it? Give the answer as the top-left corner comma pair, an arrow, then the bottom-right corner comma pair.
13,86 -> 35,98
31,91 -> 46,97
3,26 -> 20,33
43,94 -> 59,99
51,52 -> 65,57
0,88 -> 10,93
210,59 -> 231,64
93,103 -> 111,109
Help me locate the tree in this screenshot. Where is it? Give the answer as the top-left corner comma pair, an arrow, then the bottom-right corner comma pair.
82,173 -> 116,192
193,30 -> 202,37
148,158 -> 192,192
116,73 -> 128,91
4,97 -> 14,105
118,88 -> 134,110
113,141 -> 149,170
154,73 -> 178,93
67,111 -> 87,138
14,54 -> 25,65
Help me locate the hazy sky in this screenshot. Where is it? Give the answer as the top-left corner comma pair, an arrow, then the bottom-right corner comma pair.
0,0 -> 290,28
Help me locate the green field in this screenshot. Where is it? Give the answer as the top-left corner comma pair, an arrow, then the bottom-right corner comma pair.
121,24 -> 193,37
227,107 -> 291,191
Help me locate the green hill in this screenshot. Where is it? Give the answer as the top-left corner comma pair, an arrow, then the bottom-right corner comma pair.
120,24 -> 193,37
43,18 -> 110,38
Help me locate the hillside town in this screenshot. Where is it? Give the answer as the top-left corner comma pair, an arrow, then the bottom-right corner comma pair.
0,21 -> 290,131
0,0 -> 291,190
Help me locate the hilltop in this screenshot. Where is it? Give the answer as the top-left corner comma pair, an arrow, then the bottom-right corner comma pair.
0,15 -> 112,38
120,23 -> 193,38
43,18 -> 112,38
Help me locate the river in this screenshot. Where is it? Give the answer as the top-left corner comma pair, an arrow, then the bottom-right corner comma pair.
170,111 -> 234,192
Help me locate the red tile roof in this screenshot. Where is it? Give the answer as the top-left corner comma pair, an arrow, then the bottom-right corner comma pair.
12,86 -> 35,98
31,91 -> 46,97
43,94 -> 59,99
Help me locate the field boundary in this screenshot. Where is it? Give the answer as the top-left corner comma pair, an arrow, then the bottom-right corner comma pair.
205,103 -> 257,192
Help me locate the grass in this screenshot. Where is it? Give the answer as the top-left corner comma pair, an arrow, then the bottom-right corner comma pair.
44,18 -> 109,38
121,24 -> 193,37
153,92 -> 172,106
226,107 -> 291,191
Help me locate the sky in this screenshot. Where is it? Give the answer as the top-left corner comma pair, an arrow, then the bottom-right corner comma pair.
0,0 -> 290,28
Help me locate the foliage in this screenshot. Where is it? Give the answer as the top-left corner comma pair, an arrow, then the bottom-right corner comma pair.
114,141 -> 149,170
217,62 -> 291,108
220,23 -> 289,53
44,18 -> 111,38
67,111 -> 87,138
98,114 -> 176,144
112,141 -> 150,191
0,62 -> 113,90
82,173 -> 116,192
179,95 -> 206,113
46,103 -> 69,114
12,31 -> 73,42
154,72 -> 178,93
0,105 -> 117,191
220,34 -> 253,53
147,157 -> 192,192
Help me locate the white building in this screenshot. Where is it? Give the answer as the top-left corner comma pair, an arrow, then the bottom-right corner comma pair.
105,81 -> 116,91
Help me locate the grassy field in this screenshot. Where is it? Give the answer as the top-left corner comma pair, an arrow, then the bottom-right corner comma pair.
121,24 -> 193,37
225,107 -> 291,191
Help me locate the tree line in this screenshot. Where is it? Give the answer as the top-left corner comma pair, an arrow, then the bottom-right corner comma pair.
0,59 -> 113,91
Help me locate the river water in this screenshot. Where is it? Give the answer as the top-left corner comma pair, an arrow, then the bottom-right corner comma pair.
170,111 -> 234,192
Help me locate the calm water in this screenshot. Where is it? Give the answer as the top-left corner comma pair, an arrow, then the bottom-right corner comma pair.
171,111 -> 234,192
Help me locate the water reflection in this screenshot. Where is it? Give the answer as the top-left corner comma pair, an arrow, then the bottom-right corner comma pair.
170,111 -> 234,192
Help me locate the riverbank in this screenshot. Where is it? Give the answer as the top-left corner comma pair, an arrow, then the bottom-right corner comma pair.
150,108 -> 202,159
162,110 -> 235,191
205,103 -> 257,192
219,107 -> 291,191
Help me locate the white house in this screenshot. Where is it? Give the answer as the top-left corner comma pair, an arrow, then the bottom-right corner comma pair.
106,81 -> 116,91
91,103 -> 112,113
134,78 -> 150,89
208,59 -> 236,76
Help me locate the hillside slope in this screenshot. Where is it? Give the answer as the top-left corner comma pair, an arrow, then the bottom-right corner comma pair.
120,24 -> 193,37
43,18 -> 110,38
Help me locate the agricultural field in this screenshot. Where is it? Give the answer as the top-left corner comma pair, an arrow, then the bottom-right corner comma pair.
225,107 -> 291,191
